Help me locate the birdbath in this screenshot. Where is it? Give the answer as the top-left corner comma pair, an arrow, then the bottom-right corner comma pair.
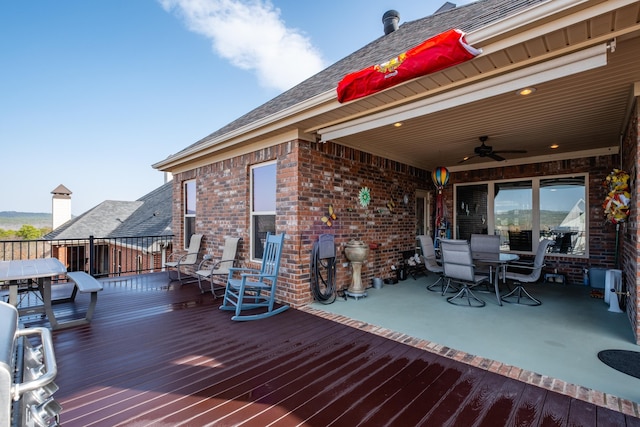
344,239 -> 370,299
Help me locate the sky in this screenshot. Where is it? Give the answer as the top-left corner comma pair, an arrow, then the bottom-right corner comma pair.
1,0 -> 473,215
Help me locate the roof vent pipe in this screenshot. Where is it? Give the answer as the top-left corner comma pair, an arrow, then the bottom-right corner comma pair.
382,10 -> 400,35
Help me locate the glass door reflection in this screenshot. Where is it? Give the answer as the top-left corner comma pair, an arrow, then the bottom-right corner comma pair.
455,184 -> 488,241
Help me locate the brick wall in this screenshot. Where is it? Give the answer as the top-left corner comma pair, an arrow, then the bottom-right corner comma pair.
172,139 -> 429,307
298,141 -> 429,300
621,99 -> 639,343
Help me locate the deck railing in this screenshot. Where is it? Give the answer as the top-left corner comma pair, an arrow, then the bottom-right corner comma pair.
0,235 -> 174,278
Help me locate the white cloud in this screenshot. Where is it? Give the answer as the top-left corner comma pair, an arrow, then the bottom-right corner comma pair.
159,0 -> 326,91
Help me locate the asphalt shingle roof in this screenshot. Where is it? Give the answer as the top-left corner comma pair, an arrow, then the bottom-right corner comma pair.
165,0 -> 545,160
45,181 -> 172,240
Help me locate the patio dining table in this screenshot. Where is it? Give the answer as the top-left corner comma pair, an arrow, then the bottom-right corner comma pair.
472,252 -> 519,306
0,258 -> 68,325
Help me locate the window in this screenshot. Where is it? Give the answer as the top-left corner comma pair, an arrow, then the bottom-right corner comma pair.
66,245 -> 86,273
455,174 -> 587,256
540,177 -> 586,255
495,181 -> 533,251
112,248 -> 122,275
183,180 -> 196,249
250,162 -> 276,261
415,189 -> 432,239
95,244 -> 109,277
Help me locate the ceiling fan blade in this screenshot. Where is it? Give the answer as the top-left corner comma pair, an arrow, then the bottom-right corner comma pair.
488,153 -> 506,161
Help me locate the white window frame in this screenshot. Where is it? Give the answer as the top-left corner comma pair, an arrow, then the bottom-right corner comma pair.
183,179 -> 196,249
415,189 -> 432,237
250,161 -> 277,262
453,173 -> 588,257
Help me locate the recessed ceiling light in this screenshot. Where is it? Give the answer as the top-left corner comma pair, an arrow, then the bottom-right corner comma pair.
550,144 -> 559,149
393,122 -> 403,127
517,87 -> 536,96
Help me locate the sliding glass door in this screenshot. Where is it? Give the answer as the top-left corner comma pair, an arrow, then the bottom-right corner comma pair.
454,174 -> 587,255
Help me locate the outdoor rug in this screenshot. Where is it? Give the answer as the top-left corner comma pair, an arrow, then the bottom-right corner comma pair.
598,349 -> 640,379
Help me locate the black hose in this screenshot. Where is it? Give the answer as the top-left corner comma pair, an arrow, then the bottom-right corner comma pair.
310,240 -> 337,304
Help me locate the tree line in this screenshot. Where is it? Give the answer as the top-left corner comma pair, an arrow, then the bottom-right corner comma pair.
0,225 -> 52,240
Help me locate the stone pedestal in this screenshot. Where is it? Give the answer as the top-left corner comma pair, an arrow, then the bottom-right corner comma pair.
344,240 -> 369,299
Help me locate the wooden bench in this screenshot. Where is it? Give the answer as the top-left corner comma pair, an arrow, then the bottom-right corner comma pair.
52,271 -> 103,329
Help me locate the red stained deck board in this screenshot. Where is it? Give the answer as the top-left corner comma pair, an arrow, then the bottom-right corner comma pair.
509,382 -> 547,426
540,392 -> 574,427
244,337 -> 409,427
23,272 -> 637,427
305,347 -> 431,426
220,335 -> 397,425
146,327 -> 370,425
472,374 -> 527,427
420,368 -> 495,426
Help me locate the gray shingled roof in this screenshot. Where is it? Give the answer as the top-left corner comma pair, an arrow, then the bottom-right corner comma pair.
45,181 -> 172,240
166,0 -> 545,160
111,182 -> 173,237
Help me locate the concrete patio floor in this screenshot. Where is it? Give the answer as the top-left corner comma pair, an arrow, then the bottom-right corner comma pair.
309,273 -> 640,404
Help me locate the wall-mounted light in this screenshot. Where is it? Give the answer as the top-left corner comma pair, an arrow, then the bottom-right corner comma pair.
393,122 -> 403,127
516,87 -> 536,96
550,144 -> 559,149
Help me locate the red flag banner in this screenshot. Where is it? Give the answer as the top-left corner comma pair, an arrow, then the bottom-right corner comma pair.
337,29 -> 482,103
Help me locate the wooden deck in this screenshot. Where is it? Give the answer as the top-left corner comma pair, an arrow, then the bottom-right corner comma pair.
21,273 -> 640,426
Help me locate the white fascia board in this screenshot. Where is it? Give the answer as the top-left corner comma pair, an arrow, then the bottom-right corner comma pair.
153,129 -> 312,171
205,91 -> 335,144
318,44 -> 607,142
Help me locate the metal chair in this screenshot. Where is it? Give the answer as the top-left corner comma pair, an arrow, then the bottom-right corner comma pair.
470,233 -> 500,286
550,232 -> 574,253
440,239 -> 490,307
166,234 -> 203,284
500,239 -> 554,306
195,237 -> 240,297
470,233 -> 500,255
508,230 -> 532,251
418,235 -> 446,292
220,232 -> 289,321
